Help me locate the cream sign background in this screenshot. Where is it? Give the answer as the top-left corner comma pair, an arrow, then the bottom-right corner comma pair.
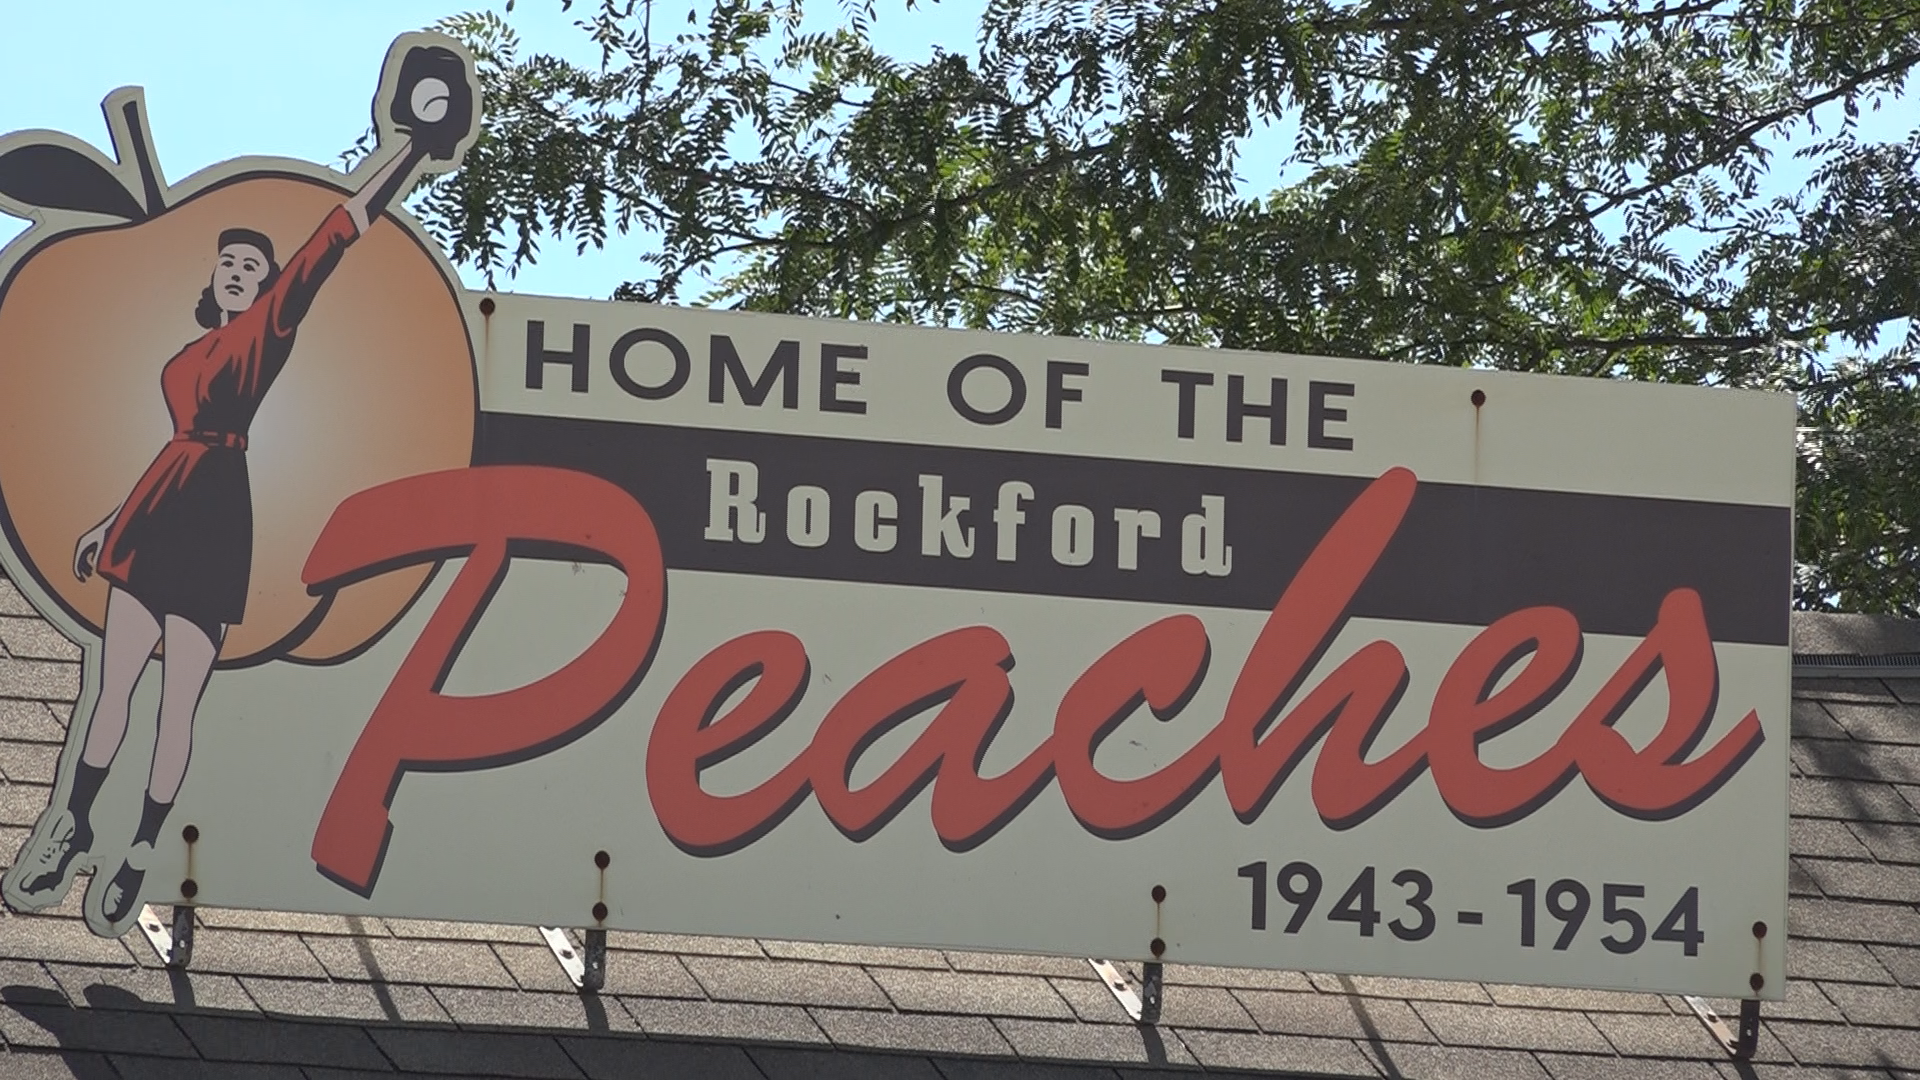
0,32 -> 1791,1002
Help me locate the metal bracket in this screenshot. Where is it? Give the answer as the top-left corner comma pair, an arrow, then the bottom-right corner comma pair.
1139,961 -> 1163,1025
1086,958 -> 1163,1025
1683,995 -> 1760,1060
540,926 -> 607,993
582,928 -> 606,993
539,926 -> 586,988
136,904 -> 194,970
1735,998 -> 1760,1059
1088,958 -> 1146,1021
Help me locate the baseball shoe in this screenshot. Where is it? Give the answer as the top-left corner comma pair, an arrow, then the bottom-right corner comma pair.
98,841 -> 154,928
13,808 -> 91,900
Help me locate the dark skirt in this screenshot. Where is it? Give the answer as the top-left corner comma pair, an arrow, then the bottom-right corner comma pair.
99,446 -> 251,642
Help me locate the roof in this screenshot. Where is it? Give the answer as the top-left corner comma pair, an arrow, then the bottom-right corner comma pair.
1,570 -> 1915,1079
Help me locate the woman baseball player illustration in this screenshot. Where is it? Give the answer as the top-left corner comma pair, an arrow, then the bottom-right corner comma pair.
6,40 -> 480,929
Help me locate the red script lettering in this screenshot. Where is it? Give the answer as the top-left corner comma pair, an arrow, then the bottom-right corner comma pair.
302,466 -> 665,894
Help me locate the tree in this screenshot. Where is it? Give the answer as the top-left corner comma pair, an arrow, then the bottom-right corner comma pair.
419,0 -> 1920,615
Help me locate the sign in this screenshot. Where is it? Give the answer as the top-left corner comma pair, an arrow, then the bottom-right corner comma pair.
0,33 -> 1791,1000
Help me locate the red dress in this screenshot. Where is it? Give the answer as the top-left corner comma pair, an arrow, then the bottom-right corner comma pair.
97,206 -> 360,638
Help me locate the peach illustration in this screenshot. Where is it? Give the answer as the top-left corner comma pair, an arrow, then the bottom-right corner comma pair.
0,172 -> 475,664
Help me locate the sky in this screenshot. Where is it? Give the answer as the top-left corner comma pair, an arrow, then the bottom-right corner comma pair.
0,0 -> 987,300
0,0 -> 1911,324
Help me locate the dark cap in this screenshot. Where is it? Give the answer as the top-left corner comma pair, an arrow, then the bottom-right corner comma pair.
216,228 -> 276,267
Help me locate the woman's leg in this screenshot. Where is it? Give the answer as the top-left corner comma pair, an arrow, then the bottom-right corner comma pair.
17,587 -> 161,896
100,614 -> 218,925
147,614 -> 218,804
80,587 -> 164,767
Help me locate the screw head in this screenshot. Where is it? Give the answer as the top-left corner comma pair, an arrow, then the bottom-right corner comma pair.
1752,921 -> 1768,939
1749,972 -> 1765,992
594,850 -> 611,869
1471,389 -> 1487,407
1151,885 -> 1166,903
478,296 -> 496,316
180,878 -> 198,899
1149,937 -> 1166,957
592,901 -> 609,922
181,824 -> 199,844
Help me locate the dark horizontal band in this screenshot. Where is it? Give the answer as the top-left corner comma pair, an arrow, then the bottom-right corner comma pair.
476,412 -> 1791,646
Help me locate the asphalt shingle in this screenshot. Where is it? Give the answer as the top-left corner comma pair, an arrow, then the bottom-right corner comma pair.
1873,943 -> 1920,988
46,961 -> 258,1015
558,1036 -> 765,1080
751,1045 -> 948,1080
1174,1027 -> 1377,1075
1048,976 -> 1137,1026
1824,700 -> 1920,745
0,620 -> 80,663
620,997 -> 829,1045
1798,858 -> 1920,903
1792,818 -> 1877,860
1366,1043 -> 1554,1080
1795,678 -> 1900,704
0,658 -> 79,703
869,968 -> 1076,1020
587,948 -> 706,999
1849,820 -> 1920,864
1234,987 -> 1434,1042
0,700 -> 68,744
111,1059 -> 304,1080
1308,971 -> 1498,1004
173,1014 -> 392,1070
142,929 -> 329,981
1411,1000 -> 1613,1054
1481,983 -> 1672,1014
1796,740 -> 1920,785
0,742 -> 60,785
1765,980 -> 1847,1024
990,1017 -> 1200,1068
1792,699 -> 1851,740
1790,777 -> 1920,823
762,940 -> 954,970
1818,980 -> 1920,1028
196,910 -> 368,936
0,916 -> 137,967
431,984 -> 642,1033
240,975 -> 454,1024
809,1006 -> 1016,1057
1790,896 -> 1920,944
366,1027 -> 586,1078
1537,1053 -> 1725,1080
937,1062 -> 1127,1080
946,952 -> 1092,979
0,580 -> 40,618
604,930 -> 765,958
0,783 -> 58,826
682,953 -> 893,1010
2,997 -> 199,1059
303,935 -> 517,988
0,1049 -> 121,1080
1767,1019 -> 1920,1070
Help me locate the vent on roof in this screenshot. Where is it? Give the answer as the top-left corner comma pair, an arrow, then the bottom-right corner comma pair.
1792,652 -> 1920,679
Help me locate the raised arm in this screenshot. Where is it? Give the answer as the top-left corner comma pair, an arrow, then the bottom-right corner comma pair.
344,138 -> 427,236
256,206 -> 361,341
343,37 -> 480,233
261,36 -> 479,339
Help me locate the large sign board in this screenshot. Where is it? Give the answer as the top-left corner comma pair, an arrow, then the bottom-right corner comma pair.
0,34 -> 1791,1000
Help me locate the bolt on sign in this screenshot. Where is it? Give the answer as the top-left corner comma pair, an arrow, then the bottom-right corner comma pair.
0,33 -> 1790,1001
